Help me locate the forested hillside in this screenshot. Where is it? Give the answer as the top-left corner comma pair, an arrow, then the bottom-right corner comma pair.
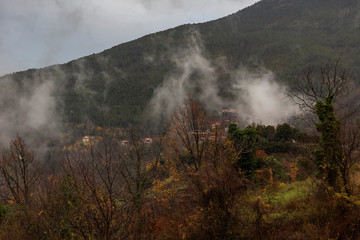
2,0 -> 360,128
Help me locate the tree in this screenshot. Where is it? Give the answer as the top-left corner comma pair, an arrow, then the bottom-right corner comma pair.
164,97 -> 213,171
291,59 -> 349,111
275,123 -> 294,142
159,98 -> 245,239
62,133 -> 129,239
117,126 -> 162,239
0,136 -> 41,205
291,60 -> 360,194
256,125 -> 275,142
228,124 -> 261,176
313,96 -> 342,191
61,126 -> 161,239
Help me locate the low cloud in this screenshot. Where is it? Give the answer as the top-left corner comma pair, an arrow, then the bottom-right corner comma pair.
149,30 -> 298,126
149,30 -> 223,120
232,70 -> 298,125
0,70 -> 63,158
0,61 -> 95,159
19,80 -> 56,129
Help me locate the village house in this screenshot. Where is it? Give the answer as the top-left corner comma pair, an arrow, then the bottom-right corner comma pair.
121,140 -> 129,145
82,136 -> 90,142
144,138 -> 153,144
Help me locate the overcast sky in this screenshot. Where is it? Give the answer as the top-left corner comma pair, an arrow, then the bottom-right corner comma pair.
0,0 -> 258,76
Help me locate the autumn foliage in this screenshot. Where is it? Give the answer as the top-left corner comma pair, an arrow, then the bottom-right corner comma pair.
0,98 -> 360,239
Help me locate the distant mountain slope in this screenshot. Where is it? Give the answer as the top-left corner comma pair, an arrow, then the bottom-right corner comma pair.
2,0 -> 360,128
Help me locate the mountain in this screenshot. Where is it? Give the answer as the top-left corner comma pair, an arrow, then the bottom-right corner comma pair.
2,0 -> 360,129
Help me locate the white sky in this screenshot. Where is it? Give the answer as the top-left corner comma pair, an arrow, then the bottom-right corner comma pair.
0,0 -> 258,76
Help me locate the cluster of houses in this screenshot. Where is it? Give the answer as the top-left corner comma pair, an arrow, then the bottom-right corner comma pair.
82,136 -> 153,145
120,138 -> 153,145
80,108 -> 237,146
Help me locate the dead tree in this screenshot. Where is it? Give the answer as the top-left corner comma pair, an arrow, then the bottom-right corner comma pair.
62,135 -> 128,240
116,127 -> 162,239
0,136 -> 41,205
291,59 -> 349,111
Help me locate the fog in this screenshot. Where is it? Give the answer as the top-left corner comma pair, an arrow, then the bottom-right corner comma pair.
0,68 -> 66,158
0,29 -> 299,160
232,70 -> 298,125
0,60 -> 99,159
149,30 -> 298,126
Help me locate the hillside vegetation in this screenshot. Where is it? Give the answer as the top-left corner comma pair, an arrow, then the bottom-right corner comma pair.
0,94 -> 359,239
1,1 -> 360,239
2,0 -> 360,128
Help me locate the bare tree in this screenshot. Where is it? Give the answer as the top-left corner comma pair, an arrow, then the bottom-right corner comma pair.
160,98 -> 245,239
0,136 -> 41,205
291,59 -> 350,111
61,126 -> 162,239
338,123 -> 360,194
164,97 -> 215,171
116,126 -> 162,239
62,135 -> 129,240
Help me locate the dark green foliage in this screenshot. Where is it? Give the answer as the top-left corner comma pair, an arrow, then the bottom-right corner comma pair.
275,123 -> 295,142
264,141 -> 292,154
257,125 -> 275,142
314,95 -> 342,190
295,132 -> 320,144
256,124 -> 302,154
228,124 -> 261,176
0,205 -> 8,223
264,156 -> 285,180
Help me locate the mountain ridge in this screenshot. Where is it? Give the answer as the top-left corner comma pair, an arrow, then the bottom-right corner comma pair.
1,0 -> 360,129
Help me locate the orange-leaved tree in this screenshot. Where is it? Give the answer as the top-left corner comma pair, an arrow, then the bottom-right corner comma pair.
153,98 -> 245,239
